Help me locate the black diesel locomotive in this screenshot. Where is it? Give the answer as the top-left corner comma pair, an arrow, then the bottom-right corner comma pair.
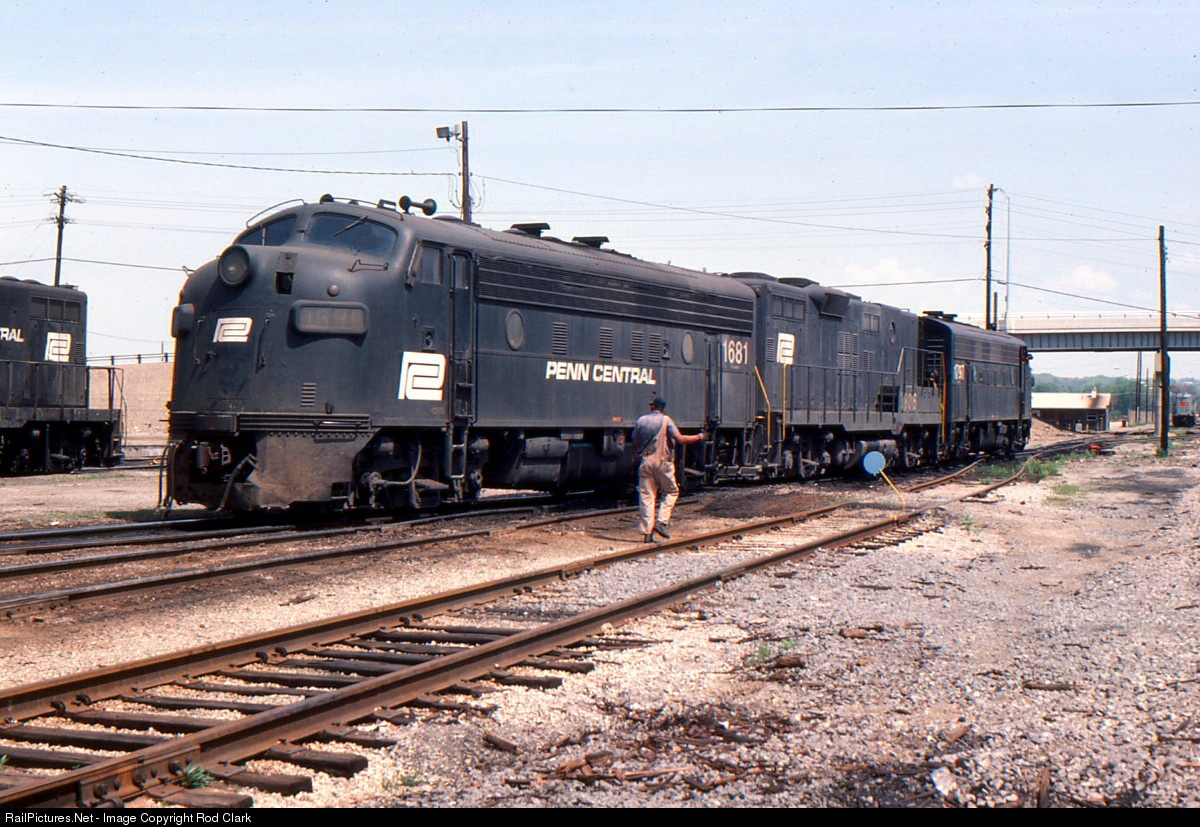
165,196 -> 1031,511
0,277 -> 122,473
1171,392 -> 1196,427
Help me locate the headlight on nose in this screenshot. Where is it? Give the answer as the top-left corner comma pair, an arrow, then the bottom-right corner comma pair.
218,245 -> 253,287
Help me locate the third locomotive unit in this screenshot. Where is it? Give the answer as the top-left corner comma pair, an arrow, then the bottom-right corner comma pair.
165,196 -> 1032,511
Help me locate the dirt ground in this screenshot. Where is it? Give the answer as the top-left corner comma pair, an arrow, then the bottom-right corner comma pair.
1,424 -> 1198,807
0,468 -> 179,529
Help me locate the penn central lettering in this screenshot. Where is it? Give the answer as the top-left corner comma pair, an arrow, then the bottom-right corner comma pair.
545,360 -> 657,385
0,328 -> 24,343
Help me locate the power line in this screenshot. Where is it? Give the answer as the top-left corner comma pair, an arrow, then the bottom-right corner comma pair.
88,329 -> 171,343
2,129 -> 1187,246
480,175 -> 983,239
0,256 -> 184,272
0,143 -> 449,157
830,278 -> 977,288
830,274 -> 1200,318
0,134 -> 452,176
0,100 -> 1197,114
0,257 -> 55,266
1007,279 -> 1200,317
1009,189 -> 1200,234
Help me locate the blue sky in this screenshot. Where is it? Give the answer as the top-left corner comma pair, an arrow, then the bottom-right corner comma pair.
1,1 -> 1197,377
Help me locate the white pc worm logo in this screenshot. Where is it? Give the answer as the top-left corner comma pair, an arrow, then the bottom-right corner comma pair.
45,332 -> 72,362
213,317 -> 253,343
398,352 -> 447,401
777,333 -> 795,365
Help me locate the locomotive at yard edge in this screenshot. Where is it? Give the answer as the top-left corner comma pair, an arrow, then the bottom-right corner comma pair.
164,195 -> 1032,512
0,277 -> 122,473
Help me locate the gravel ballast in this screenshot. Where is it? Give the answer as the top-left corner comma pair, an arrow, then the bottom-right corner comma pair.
1,432 -> 1198,807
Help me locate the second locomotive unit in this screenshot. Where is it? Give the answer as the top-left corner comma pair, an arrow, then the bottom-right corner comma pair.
165,196 -> 1031,511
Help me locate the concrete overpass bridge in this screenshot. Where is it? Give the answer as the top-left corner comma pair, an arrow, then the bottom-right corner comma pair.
959,313 -> 1200,352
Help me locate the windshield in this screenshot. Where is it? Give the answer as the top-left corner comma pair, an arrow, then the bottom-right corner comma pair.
237,215 -> 296,247
307,213 -> 396,258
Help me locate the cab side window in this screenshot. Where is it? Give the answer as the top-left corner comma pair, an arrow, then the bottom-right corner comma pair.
410,243 -> 443,285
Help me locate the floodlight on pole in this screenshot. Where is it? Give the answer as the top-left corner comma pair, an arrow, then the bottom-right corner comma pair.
435,121 -> 471,223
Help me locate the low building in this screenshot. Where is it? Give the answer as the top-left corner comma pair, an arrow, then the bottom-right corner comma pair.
1031,390 -> 1112,432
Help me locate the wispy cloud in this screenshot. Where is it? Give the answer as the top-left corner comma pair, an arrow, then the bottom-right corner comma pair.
952,173 -> 987,190
1061,264 -> 1117,294
842,257 -> 936,284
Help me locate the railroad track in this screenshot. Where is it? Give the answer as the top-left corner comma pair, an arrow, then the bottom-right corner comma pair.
0,435 -> 1121,621
0,454 -> 1047,808
0,498 -> 675,620
0,444 -> 1072,621
0,490 -> 581,552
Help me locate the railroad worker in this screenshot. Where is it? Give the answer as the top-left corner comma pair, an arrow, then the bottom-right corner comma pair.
632,397 -> 706,543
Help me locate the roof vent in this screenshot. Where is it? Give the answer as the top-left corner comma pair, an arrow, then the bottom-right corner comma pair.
778,276 -> 817,288
509,222 -> 551,238
572,236 -> 609,249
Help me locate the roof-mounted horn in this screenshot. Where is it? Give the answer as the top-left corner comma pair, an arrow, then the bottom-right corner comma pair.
399,196 -> 437,216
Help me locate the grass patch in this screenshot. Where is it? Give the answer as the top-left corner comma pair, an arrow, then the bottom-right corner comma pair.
178,763 -> 215,789
1051,483 -> 1086,498
743,640 -> 796,669
381,773 -> 425,791
1023,451 -> 1090,481
975,461 -> 1021,482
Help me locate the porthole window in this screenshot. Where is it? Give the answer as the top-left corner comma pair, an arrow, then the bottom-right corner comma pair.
682,332 -> 696,364
505,310 -> 526,350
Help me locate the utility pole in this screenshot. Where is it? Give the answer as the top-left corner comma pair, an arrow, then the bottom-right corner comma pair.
984,184 -> 995,330
1135,350 -> 1143,424
459,121 -> 470,224
49,185 -> 80,286
1158,225 -> 1170,456
435,121 -> 472,222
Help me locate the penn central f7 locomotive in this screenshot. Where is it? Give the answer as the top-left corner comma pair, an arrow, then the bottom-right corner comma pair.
165,196 -> 1031,511
0,277 -> 123,473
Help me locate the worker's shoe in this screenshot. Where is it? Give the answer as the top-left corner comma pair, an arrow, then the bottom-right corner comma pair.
655,523 -> 671,539
643,533 -> 655,543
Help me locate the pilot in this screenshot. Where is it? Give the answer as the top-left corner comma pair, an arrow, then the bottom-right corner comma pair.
631,397 -> 707,543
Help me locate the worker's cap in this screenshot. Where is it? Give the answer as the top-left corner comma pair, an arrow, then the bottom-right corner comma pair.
651,397 -> 667,409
